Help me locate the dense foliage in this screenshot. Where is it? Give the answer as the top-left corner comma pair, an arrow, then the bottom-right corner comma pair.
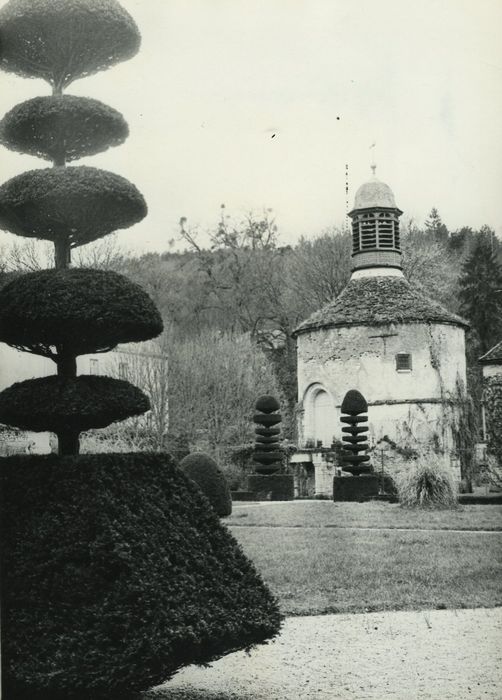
0,95 -> 128,162
0,375 -> 149,432
0,0 -> 140,91
1,452 -> 282,696
0,268 -> 163,356
179,452 -> 232,517
483,375 -> 502,464
0,167 -> 147,247
395,455 -> 458,509
459,233 -> 502,353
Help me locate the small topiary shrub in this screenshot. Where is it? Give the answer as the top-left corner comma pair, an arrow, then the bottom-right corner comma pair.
395,454 -> 458,509
1,452 -> 281,697
180,452 -> 232,517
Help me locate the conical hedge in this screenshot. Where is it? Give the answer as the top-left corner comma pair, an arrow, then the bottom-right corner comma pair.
1,453 -> 282,697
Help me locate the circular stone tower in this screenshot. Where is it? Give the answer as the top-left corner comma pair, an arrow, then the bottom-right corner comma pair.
293,168 -> 469,496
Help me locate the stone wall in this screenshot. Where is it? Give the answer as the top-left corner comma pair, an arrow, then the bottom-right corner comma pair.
296,321 -> 466,456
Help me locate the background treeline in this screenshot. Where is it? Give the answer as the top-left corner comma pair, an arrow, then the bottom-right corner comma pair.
1,206 -> 502,453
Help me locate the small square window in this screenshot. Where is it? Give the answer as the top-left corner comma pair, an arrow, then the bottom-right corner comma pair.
396,353 -> 412,371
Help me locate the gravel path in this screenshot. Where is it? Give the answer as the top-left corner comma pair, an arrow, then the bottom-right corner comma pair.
143,607 -> 502,700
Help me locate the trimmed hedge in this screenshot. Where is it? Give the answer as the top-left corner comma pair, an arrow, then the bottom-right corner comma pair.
0,0 -> 140,89
179,452 -> 232,517
333,475 -> 397,502
0,166 -> 147,246
1,452 -> 282,696
0,95 -> 128,161
247,474 -> 294,501
0,375 -> 149,433
0,269 -> 163,355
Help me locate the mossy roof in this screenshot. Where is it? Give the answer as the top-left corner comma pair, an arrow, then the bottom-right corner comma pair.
293,276 -> 468,337
479,341 -> 502,365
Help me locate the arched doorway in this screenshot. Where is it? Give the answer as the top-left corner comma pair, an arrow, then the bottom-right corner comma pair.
313,389 -> 334,447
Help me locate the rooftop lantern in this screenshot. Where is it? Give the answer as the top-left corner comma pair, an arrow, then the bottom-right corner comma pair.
348,165 -> 403,274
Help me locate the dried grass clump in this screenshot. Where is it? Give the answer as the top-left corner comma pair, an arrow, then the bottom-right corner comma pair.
396,454 -> 458,509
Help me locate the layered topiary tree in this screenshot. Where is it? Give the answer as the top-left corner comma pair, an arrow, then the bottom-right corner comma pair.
180,452 -> 232,517
252,394 -> 283,474
249,395 -> 294,500
340,389 -> 372,475
0,1 -> 282,695
0,0 -> 155,454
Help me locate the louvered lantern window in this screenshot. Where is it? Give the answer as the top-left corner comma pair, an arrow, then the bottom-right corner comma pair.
360,213 -> 377,250
395,353 -> 412,371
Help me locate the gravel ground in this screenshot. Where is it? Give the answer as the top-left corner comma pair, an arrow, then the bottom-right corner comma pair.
143,607 -> 502,700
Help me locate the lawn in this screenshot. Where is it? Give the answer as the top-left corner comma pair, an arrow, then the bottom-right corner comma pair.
224,501 -> 502,616
226,500 -> 502,530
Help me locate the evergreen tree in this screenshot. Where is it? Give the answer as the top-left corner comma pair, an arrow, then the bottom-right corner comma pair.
459,232 -> 502,353
424,207 -> 449,242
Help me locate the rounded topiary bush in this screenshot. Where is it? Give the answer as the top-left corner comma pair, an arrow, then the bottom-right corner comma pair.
0,166 -> 147,245
180,452 -> 232,517
341,389 -> 368,415
0,95 -> 129,161
395,454 -> 458,509
0,268 -> 163,355
0,0 -> 141,90
0,375 -> 150,432
1,452 -> 281,697
255,394 -> 280,414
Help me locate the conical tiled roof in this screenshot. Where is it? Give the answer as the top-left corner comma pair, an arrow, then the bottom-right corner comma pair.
479,341 -> 502,365
293,276 -> 468,337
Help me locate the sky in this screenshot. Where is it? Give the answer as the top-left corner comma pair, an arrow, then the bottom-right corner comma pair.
0,0 -> 501,254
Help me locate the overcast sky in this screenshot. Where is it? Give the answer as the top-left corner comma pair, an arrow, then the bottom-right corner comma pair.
1,0 -> 501,254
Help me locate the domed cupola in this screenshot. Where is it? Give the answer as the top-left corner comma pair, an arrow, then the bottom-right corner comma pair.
349,166 -> 403,275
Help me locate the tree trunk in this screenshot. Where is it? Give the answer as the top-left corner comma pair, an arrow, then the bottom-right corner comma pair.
57,352 -> 77,378
56,350 -> 79,455
54,238 -> 71,269
57,431 -> 80,456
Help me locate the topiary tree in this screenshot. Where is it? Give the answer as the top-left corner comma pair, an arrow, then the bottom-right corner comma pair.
0,3 -> 282,696
252,394 -> 283,474
0,0 -> 156,455
340,389 -> 372,475
180,452 -> 232,517
249,395 -> 294,500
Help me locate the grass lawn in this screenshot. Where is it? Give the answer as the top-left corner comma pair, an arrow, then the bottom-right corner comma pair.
226,500 -> 502,531
224,502 -> 502,616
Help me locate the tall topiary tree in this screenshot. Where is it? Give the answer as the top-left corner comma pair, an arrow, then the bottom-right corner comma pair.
0,0 -> 159,454
0,2 -> 282,696
340,389 -> 372,475
252,394 -> 283,474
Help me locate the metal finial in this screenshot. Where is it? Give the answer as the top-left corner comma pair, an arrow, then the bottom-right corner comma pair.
371,163 -> 377,177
